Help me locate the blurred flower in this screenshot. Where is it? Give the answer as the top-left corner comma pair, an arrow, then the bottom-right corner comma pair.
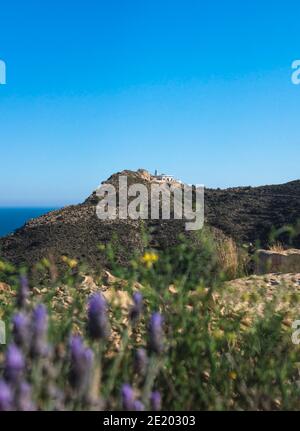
61,256 -> 78,269
47,385 -> 65,411
134,348 -> 148,376
4,344 -> 25,384
0,380 -> 13,411
41,258 -> 50,268
15,382 -> 35,411
149,312 -> 164,354
121,384 -> 135,411
228,371 -> 237,381
69,335 -> 94,395
129,292 -> 143,324
16,275 -> 29,309
150,391 -> 161,411
212,329 -> 225,340
12,313 -> 30,348
87,293 -> 110,340
141,252 -> 158,269
30,304 -> 48,358
133,400 -> 145,411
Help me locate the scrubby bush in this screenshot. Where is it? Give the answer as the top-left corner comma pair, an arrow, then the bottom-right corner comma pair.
0,233 -> 299,411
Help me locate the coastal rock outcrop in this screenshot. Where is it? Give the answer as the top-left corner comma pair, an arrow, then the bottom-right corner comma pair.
0,170 -> 299,269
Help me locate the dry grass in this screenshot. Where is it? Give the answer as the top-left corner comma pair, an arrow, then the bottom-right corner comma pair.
216,237 -> 239,279
269,242 -> 285,253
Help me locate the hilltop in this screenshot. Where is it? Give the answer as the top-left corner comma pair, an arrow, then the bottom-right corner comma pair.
0,170 -> 299,269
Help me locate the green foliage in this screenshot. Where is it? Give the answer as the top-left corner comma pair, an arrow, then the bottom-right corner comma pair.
0,231 -> 300,411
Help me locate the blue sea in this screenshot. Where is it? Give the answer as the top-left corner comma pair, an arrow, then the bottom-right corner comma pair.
0,208 -> 57,238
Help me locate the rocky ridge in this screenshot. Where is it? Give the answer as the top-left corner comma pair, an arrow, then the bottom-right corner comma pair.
0,170 -> 299,269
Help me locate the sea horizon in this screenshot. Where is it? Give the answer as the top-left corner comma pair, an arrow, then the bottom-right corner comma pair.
0,207 -> 59,238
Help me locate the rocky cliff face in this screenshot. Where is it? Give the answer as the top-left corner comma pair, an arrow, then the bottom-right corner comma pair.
0,170 -> 299,268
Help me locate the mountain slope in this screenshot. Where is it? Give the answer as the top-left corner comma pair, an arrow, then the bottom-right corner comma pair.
0,171 -> 299,268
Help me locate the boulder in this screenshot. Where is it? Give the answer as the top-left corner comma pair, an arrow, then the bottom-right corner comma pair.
255,249 -> 300,274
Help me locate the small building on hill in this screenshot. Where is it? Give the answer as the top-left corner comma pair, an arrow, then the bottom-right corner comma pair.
153,170 -> 182,184
155,173 -> 175,183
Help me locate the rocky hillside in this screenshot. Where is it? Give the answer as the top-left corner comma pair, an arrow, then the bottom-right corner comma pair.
0,170 -> 299,268
205,180 -> 300,247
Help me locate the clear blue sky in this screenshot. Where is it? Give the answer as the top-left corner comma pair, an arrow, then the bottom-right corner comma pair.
0,1 -> 299,206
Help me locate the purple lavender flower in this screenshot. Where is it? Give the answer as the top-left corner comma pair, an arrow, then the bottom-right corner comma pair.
133,400 -> 145,411
0,380 -> 13,411
17,274 -> 29,309
12,313 -> 30,348
4,344 -> 25,384
150,391 -> 161,411
129,292 -> 143,324
149,312 -> 164,354
69,335 -> 94,394
15,382 -> 36,411
121,384 -> 135,411
134,348 -> 148,376
87,293 -> 110,340
48,386 -> 65,411
30,304 -> 48,358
